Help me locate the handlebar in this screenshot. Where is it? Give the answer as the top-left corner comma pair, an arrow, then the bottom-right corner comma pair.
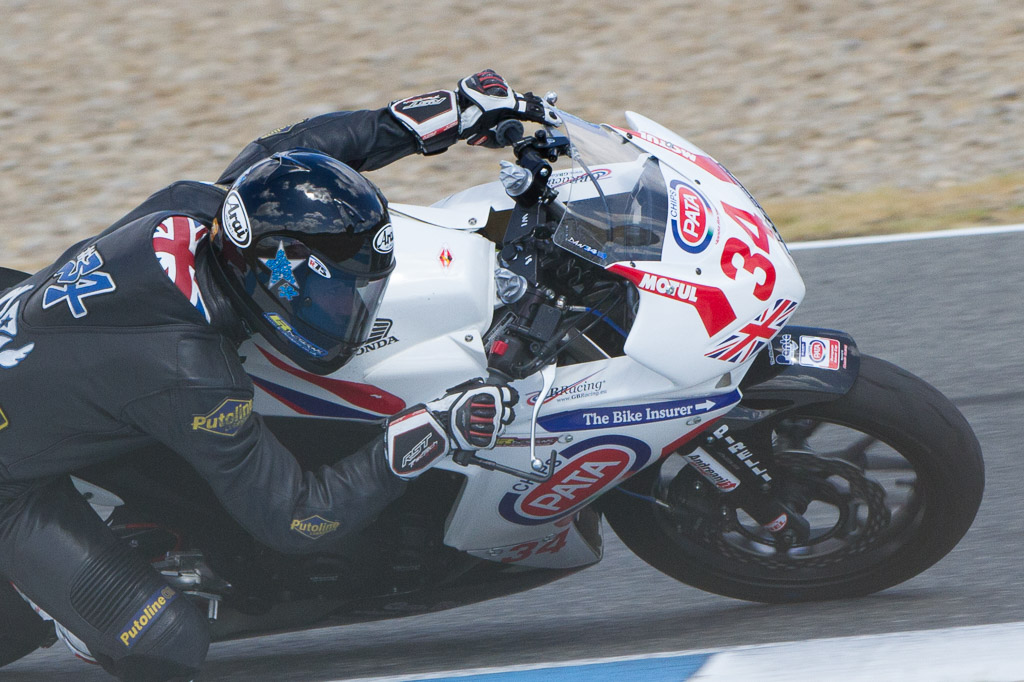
496,126 -> 571,209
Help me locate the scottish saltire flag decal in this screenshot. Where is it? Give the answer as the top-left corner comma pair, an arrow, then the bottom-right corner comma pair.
153,216 -> 210,322
705,298 -> 798,363
42,245 -> 117,319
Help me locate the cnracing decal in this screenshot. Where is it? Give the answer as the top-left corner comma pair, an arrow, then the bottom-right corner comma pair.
498,434 -> 652,525
191,398 -> 253,437
705,298 -> 798,363
119,587 -> 177,649
525,370 -> 607,406
668,179 -> 715,253
42,246 -> 117,319
0,285 -> 34,369
608,264 -> 737,336
548,167 -> 612,189
537,390 -> 740,432
290,515 -> 341,540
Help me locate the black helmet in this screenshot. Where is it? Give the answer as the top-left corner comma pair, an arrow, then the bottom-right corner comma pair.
210,149 -> 395,374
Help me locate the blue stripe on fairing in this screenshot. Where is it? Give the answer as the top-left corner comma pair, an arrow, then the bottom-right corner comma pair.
251,375 -> 381,420
427,653 -> 712,681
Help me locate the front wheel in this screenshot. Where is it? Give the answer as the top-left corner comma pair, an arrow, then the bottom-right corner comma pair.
602,355 -> 984,603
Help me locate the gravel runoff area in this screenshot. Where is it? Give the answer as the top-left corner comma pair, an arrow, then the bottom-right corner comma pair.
3,1 -> 1024,270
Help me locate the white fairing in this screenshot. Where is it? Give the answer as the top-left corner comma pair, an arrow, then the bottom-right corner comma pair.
614,115 -> 805,387
243,218 -> 496,417
241,112 -> 805,571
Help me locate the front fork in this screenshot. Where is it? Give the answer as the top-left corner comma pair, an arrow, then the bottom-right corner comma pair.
685,414 -> 810,546
672,325 -> 862,546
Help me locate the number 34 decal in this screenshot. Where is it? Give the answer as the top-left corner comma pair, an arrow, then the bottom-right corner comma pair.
499,529 -> 570,563
720,203 -> 776,301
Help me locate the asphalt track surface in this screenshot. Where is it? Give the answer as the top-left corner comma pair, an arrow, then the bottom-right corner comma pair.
6,229 -> 1023,681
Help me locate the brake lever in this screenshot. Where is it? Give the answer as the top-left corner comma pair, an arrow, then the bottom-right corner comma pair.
452,364 -> 559,483
529,363 -> 557,473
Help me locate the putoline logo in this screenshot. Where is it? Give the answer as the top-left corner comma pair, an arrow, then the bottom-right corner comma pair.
498,435 -> 652,525
290,514 -> 342,539
373,224 -> 394,253
191,398 -> 253,437
669,179 -> 713,253
222,189 -> 252,248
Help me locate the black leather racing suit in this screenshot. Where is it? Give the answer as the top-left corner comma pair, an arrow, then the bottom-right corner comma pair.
0,107 -> 430,679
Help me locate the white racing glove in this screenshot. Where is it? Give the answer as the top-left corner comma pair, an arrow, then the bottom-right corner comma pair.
456,69 -> 562,147
385,380 -> 518,479
388,70 -> 561,154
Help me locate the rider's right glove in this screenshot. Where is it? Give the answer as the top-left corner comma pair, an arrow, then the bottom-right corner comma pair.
384,380 -> 518,479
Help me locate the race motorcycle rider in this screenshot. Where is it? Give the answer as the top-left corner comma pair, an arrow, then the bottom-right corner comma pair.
0,70 -> 551,681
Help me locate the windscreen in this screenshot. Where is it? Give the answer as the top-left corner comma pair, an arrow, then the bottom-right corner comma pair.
550,112 -> 669,267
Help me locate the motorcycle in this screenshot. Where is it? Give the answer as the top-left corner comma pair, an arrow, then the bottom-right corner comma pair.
9,97 -> 985,664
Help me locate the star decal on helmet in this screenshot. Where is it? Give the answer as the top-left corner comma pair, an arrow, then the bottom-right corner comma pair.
266,241 -> 300,300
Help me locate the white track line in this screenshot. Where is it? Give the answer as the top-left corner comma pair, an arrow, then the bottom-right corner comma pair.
339,621 -> 1024,682
787,222 -> 1024,250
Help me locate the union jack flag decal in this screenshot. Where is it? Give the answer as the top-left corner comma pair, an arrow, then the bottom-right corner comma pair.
153,216 -> 210,322
705,298 -> 798,363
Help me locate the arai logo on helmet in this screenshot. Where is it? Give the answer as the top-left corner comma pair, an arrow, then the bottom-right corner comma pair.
669,180 -> 713,253
222,189 -> 252,248
373,224 -> 394,254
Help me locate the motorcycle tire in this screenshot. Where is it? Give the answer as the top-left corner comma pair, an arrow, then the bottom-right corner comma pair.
602,355 -> 984,603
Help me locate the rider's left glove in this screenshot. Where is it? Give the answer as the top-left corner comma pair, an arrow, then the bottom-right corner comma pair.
456,69 -> 562,148
388,69 -> 560,154
384,380 -> 518,479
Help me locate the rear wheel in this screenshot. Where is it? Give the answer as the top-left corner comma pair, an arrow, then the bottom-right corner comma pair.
603,355 -> 984,603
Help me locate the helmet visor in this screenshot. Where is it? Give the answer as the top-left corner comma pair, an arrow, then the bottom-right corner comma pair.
295,267 -> 389,344
254,236 -> 392,354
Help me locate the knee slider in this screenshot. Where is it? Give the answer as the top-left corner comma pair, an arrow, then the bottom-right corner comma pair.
102,595 -> 210,682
